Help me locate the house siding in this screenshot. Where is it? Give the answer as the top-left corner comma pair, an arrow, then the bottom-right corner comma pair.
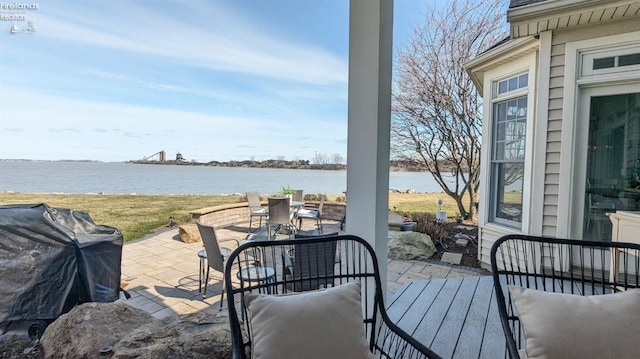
470,3 -> 640,268
541,17 -> 640,239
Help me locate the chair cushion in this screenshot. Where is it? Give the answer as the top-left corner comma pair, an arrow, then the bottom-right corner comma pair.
508,285 -> 640,359
245,281 -> 374,359
296,208 -> 318,217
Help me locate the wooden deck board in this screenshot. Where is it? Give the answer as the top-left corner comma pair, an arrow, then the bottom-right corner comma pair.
478,287 -> 506,359
387,275 -> 505,359
387,280 -> 446,337
430,276 -> 480,358
452,276 -> 495,359
412,279 -> 464,347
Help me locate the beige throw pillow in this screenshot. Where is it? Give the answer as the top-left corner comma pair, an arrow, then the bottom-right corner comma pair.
245,281 -> 374,359
508,285 -> 640,359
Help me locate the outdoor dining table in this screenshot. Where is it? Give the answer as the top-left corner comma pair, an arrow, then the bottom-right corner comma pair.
245,199 -> 305,241
289,200 -> 304,232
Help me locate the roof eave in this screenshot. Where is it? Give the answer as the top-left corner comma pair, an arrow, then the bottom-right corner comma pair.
464,36 -> 540,92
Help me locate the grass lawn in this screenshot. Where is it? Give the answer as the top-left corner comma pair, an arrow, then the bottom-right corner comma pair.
0,192 -> 469,242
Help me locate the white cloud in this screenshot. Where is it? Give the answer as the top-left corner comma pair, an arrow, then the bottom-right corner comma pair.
35,1 -> 348,86
0,1 -> 351,162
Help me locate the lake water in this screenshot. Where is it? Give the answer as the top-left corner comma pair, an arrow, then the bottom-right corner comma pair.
0,161 -> 452,195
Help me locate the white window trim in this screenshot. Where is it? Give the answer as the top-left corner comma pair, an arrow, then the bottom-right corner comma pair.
558,31 -> 640,239
581,45 -> 640,78
480,52 -> 538,234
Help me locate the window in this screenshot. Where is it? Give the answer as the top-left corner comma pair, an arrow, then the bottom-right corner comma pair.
497,73 -> 528,94
581,45 -> 640,77
583,92 -> 640,241
593,53 -> 640,70
490,74 -> 528,226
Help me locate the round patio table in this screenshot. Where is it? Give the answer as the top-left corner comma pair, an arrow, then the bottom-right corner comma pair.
237,265 -> 276,292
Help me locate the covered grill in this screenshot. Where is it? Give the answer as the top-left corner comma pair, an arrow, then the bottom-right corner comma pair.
0,203 -> 123,338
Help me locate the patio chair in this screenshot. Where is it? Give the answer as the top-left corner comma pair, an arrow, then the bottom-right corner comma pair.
295,194 -> 324,233
281,232 -> 340,292
197,222 -> 239,306
224,234 -> 442,359
266,197 -> 294,239
491,234 -> 640,359
291,189 -> 304,202
246,191 -> 268,233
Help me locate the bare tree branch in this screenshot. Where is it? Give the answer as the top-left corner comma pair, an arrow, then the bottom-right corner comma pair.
392,0 -> 507,220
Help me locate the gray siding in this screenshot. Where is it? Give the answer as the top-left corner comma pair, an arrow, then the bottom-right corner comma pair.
543,17 -> 640,238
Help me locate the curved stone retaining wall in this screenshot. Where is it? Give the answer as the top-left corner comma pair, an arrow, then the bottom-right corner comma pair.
190,201 -> 346,228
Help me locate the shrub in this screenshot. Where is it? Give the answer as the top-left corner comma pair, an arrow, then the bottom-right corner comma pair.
412,213 -> 450,240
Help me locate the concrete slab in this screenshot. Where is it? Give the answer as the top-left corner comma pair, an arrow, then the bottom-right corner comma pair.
440,252 -> 463,265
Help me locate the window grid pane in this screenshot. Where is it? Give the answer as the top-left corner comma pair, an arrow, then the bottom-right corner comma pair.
491,95 -> 527,224
497,73 -> 528,95
593,53 -> 640,70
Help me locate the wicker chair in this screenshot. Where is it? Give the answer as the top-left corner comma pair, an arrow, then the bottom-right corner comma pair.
491,234 -> 640,358
224,234 -> 441,359
266,197 -> 294,239
291,189 -> 304,202
281,232 -> 339,292
296,194 -> 324,233
196,222 -> 239,305
246,191 -> 268,232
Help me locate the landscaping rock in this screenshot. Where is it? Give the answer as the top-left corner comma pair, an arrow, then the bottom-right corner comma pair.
179,223 -> 201,243
455,238 -> 469,247
454,232 -> 474,241
39,302 -> 232,359
388,231 -> 437,260
40,302 -> 154,359
455,225 -> 476,231
114,312 -> 232,359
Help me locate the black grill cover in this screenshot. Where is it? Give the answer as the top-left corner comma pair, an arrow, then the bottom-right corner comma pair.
0,203 -> 123,322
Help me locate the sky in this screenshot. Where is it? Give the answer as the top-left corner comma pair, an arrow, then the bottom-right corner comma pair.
0,0 -> 436,163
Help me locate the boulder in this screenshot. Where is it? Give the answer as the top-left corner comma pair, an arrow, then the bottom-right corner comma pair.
388,231 -> 437,260
388,212 -> 404,231
40,302 -> 233,359
40,302 -> 154,359
114,312 -> 232,359
179,223 -> 201,243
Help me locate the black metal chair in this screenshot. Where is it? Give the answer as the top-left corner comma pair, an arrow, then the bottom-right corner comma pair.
491,234 -> 640,358
224,234 -> 442,359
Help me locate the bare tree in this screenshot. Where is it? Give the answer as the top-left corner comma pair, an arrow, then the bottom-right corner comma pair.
313,152 -> 329,165
331,153 -> 344,165
392,0 -> 507,220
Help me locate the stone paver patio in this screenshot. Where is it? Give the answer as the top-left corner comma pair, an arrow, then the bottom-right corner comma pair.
117,220 -> 486,318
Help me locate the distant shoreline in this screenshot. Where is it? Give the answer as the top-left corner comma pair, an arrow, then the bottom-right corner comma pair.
0,158 -> 431,172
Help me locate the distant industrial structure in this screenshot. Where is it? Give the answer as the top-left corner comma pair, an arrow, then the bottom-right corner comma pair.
132,151 -> 189,164
141,151 -> 167,162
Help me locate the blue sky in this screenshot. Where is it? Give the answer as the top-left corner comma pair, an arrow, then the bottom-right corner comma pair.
0,0 -> 434,162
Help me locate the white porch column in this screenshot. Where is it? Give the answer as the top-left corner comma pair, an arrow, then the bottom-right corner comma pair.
347,0 -> 393,289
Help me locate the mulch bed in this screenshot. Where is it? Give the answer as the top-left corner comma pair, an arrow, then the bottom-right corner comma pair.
430,223 -> 481,269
